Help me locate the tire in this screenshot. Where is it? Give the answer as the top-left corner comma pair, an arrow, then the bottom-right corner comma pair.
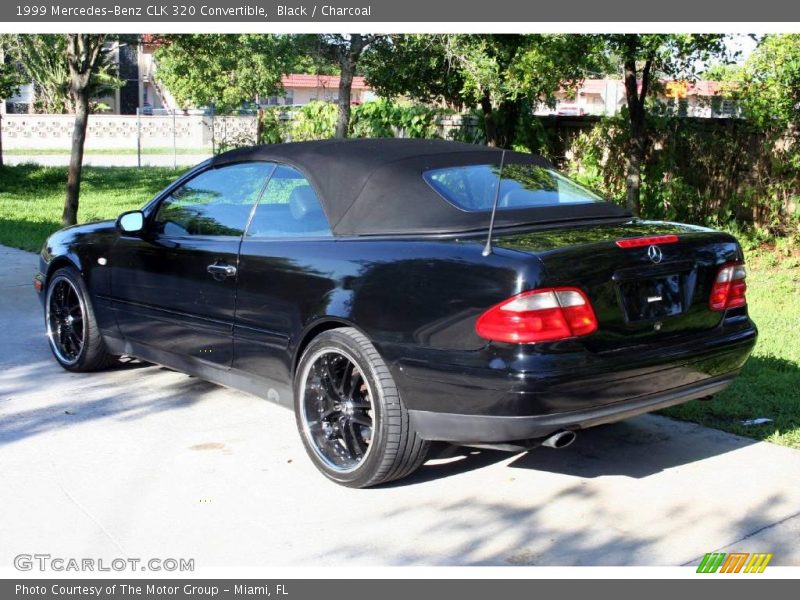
44,266 -> 118,372
293,327 -> 430,488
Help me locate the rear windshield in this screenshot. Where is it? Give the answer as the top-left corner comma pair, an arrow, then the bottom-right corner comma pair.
423,163 -> 605,212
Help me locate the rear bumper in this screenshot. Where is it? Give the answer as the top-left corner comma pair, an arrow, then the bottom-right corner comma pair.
409,372 -> 735,443
387,318 -> 757,443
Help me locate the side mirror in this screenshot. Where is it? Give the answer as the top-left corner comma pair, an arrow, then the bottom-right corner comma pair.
117,210 -> 145,235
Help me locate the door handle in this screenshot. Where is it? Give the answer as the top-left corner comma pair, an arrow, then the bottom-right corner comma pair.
207,262 -> 237,279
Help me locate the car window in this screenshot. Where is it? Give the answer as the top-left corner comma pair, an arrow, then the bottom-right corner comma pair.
424,163 -> 605,212
246,165 -> 332,238
153,162 -> 274,236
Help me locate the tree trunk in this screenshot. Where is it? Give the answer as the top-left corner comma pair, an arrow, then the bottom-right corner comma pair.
496,99 -> 520,149
335,55 -> 354,139
480,92 -> 497,147
622,46 -> 650,218
626,118 -> 645,217
63,91 -> 89,226
480,94 -> 520,149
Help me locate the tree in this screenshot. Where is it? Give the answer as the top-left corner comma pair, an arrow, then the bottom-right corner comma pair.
0,35 -> 23,167
701,62 -> 744,82
600,35 -> 727,215
361,35 -> 466,109
12,34 -> 121,113
153,35 -> 296,112
364,35 -> 607,148
305,34 -> 383,138
452,35 -> 608,148
63,34 -> 108,226
738,34 -> 800,129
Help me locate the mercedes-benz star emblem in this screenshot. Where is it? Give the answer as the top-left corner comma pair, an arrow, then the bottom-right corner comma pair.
647,245 -> 663,264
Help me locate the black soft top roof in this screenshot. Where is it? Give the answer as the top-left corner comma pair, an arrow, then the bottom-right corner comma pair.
211,138 -> 630,236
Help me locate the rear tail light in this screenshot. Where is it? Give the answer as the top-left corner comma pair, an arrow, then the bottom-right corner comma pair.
709,263 -> 747,311
476,287 -> 598,343
615,234 -> 679,248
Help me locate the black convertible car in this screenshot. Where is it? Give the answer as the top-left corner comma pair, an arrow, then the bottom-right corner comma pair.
36,139 -> 757,487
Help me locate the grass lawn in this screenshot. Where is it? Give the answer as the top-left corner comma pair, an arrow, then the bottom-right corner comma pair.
0,164 -> 186,252
660,250 -> 800,449
0,164 -> 798,449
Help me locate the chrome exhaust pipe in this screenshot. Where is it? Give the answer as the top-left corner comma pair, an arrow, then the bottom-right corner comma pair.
541,430 -> 577,449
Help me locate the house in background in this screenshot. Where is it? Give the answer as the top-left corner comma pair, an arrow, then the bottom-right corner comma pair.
262,74 -> 375,107
537,79 -> 622,116
535,79 -> 739,118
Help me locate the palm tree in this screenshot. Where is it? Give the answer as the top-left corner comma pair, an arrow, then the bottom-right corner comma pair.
13,34 -> 122,114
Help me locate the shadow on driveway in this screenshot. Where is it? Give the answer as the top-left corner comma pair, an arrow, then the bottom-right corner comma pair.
0,362 -> 219,446
389,413 -> 756,486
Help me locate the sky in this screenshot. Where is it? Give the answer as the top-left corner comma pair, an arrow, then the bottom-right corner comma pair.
726,33 -> 758,63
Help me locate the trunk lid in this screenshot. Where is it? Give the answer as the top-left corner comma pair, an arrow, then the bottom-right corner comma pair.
495,220 -> 745,351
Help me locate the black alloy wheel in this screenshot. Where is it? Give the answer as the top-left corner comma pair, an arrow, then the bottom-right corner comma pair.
294,327 -> 430,487
46,274 -> 86,366
299,348 -> 375,473
44,267 -> 117,372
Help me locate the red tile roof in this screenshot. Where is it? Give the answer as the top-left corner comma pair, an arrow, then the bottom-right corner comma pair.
281,74 -> 370,91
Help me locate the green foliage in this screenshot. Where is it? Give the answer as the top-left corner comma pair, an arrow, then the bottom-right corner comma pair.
350,99 -> 398,138
362,35 -> 467,108
289,35 -> 341,76
258,108 -> 289,145
440,34 -> 610,147
393,104 -> 447,139
10,34 -> 122,113
598,35 -> 730,214
351,99 -> 448,139
214,127 -> 260,154
726,35 -> 800,239
602,34 -> 729,81
154,35 -> 295,112
288,101 -> 337,141
12,34 -> 69,112
565,114 -> 800,238
701,62 -> 744,82
441,34 -> 607,108
0,36 -> 23,101
363,34 -> 609,147
738,34 -> 800,129
257,99 -> 454,143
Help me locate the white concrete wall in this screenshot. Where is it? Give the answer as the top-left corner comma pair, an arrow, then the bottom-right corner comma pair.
0,113 -> 257,150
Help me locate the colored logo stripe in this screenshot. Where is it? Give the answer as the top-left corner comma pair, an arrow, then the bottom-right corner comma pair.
745,553 -> 773,573
697,553 -> 726,573
696,552 -> 773,573
720,553 -> 749,573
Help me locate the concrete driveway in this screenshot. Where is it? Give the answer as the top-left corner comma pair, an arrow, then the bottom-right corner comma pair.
2,243 -> 799,568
